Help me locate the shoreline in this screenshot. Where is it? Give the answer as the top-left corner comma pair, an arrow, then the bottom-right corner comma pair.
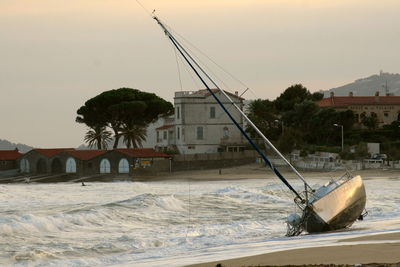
141,164 -> 400,182
3,163 -> 400,183
185,232 -> 400,267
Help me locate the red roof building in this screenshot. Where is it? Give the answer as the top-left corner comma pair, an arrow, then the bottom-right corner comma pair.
33,148 -> 75,157
317,92 -> 400,127
65,150 -> 108,160
0,149 -> 23,171
17,148 -> 171,176
0,149 -> 22,161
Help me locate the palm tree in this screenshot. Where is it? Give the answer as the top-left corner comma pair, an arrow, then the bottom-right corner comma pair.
120,123 -> 147,148
84,125 -> 112,149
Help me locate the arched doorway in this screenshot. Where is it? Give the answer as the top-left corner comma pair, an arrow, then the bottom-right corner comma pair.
100,159 -> 111,173
36,158 -> 47,174
51,158 -> 63,173
118,158 -> 129,173
20,159 -> 30,173
66,157 -> 77,173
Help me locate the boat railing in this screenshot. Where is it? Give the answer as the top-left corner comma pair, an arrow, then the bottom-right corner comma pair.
300,171 -> 355,206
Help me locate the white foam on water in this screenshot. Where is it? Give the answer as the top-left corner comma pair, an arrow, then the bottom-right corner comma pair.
0,177 -> 399,266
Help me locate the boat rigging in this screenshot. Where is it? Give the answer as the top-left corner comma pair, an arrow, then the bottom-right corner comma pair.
152,15 -> 367,236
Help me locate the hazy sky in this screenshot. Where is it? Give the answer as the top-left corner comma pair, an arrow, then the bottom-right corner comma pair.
1,0 -> 400,148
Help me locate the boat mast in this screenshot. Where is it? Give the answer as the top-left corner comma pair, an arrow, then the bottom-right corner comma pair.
153,16 -> 311,199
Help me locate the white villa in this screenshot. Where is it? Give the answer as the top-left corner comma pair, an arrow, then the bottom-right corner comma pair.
155,89 -> 246,154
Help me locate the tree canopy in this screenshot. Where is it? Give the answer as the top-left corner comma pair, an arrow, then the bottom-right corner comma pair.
76,88 -> 173,149
275,84 -> 322,112
246,84 -> 357,153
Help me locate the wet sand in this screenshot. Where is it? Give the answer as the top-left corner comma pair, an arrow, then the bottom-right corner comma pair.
186,232 -> 400,267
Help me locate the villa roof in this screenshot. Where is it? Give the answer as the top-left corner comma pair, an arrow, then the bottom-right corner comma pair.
33,148 -> 75,157
0,150 -> 23,161
318,96 -> 400,108
197,89 -> 245,100
115,148 -> 170,158
156,125 -> 175,130
66,150 -> 108,160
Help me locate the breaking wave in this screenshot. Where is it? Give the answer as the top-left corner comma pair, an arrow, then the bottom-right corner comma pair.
0,178 -> 399,266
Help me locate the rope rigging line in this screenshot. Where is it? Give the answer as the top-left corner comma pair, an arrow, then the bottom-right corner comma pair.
160,23 -> 253,122
165,23 -> 268,102
133,0 -> 261,101
134,0 -> 153,17
163,24 -> 246,96
172,43 -> 183,91
168,27 -> 252,92
154,16 -> 304,200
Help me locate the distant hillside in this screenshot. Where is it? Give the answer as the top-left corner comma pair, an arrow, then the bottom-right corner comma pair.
0,139 -> 33,153
322,71 -> 400,97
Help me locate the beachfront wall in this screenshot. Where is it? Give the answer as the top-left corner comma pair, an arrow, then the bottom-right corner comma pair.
171,150 -> 257,171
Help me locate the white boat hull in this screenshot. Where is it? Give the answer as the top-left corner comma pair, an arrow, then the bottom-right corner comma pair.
303,175 -> 366,233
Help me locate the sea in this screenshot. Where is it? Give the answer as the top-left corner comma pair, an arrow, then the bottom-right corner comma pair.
1,173 -> 400,267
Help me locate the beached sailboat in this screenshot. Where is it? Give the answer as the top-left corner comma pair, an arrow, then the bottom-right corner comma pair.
153,16 -> 366,235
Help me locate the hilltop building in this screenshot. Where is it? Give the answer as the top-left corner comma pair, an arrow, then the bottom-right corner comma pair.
318,92 -> 400,128
156,89 -> 246,154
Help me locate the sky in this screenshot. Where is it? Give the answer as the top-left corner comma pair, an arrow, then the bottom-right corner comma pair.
1,0 -> 400,148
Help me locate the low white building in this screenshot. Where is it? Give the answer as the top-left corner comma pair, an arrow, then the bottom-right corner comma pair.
156,89 -> 246,154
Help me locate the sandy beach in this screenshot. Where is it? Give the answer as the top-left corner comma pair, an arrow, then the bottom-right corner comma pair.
186,232 -> 400,267
155,163 -> 400,181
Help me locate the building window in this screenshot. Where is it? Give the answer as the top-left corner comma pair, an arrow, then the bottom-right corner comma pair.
20,158 -> 30,173
100,159 -> 111,173
384,112 -> 389,117
156,131 -> 160,142
197,126 -> 203,140
163,131 -> 167,140
118,158 -> 129,173
177,127 -> 180,140
223,127 -> 229,138
176,106 -> 180,120
188,145 -> 195,149
210,107 -> 216,118
66,157 -> 77,173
